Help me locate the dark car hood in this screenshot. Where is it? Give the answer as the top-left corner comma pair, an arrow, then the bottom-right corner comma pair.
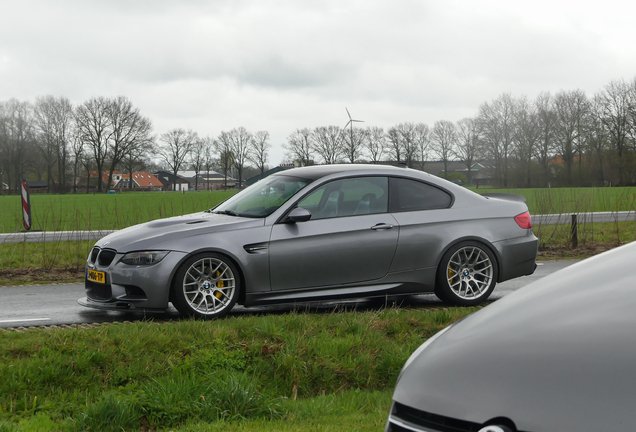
95,212 -> 265,252
395,241 -> 636,432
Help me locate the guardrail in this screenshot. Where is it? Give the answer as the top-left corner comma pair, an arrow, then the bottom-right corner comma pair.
532,211 -> 634,226
0,230 -> 116,244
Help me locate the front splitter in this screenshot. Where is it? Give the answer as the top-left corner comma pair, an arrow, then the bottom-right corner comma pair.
77,297 -> 166,313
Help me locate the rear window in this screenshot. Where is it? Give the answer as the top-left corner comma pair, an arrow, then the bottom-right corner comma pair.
389,178 -> 452,212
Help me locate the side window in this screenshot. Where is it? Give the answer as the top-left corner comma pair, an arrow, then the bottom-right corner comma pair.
389,178 -> 452,212
297,177 -> 388,220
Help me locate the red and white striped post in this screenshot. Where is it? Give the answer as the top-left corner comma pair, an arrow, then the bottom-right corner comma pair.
21,176 -> 32,231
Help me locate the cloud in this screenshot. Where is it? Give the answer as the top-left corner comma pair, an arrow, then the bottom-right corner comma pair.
2,0 -> 636,165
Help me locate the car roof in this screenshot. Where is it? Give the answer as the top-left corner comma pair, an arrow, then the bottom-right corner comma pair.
273,164 -> 424,181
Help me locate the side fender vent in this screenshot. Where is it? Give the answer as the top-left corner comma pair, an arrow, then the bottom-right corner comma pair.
244,243 -> 268,254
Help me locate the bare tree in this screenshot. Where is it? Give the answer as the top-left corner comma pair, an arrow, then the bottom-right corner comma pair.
33,97 -> 58,192
514,96 -> 540,187
248,131 -> 271,175
553,89 -> 589,186
476,93 -> 516,187
312,126 -> 343,164
74,97 -> 111,192
34,96 -> 73,192
121,151 -> 148,190
204,143 -> 216,191
387,122 -> 419,167
0,99 -> 36,192
431,120 -> 457,178
53,97 -> 74,190
596,80 -> 633,185
218,127 -> 251,188
189,136 -> 209,191
399,122 -> 420,167
588,94 -> 611,185
364,126 -> 387,163
104,96 -> 153,192
284,128 -> 314,166
69,127 -> 85,193
342,126 -> 367,163
386,126 -> 402,163
158,129 -> 198,191
455,118 -> 479,184
0,102 -> 8,192
534,92 -> 557,185
413,123 -> 431,170
214,138 -> 234,190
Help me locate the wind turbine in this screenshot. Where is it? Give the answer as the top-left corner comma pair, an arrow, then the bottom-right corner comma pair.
343,107 -> 364,132
342,108 -> 364,162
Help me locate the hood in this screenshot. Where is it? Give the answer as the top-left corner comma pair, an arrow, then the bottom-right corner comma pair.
395,241 -> 636,432
95,212 -> 265,252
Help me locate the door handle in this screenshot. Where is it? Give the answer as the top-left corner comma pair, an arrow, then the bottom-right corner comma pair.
371,223 -> 393,231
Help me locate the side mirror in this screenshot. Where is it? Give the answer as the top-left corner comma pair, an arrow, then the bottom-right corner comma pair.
287,207 -> 312,223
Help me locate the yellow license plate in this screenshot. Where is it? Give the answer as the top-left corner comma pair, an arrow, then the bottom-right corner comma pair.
87,269 -> 106,284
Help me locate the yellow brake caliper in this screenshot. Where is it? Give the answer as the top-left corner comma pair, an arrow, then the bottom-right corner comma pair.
215,270 -> 224,298
448,268 -> 456,284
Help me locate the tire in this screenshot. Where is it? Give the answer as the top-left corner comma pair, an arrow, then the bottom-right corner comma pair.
171,253 -> 240,319
435,241 -> 498,306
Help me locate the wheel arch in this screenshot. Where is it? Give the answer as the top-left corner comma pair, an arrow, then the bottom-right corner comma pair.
435,236 -> 502,282
168,248 -> 248,306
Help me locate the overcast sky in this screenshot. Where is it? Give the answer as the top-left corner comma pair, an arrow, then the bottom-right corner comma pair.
2,0 -> 635,164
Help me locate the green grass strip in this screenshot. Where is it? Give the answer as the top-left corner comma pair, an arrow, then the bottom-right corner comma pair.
2,187 -> 636,233
0,307 -> 475,431
0,190 -> 236,233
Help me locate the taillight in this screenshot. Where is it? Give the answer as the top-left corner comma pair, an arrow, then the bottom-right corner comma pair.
514,211 -> 532,229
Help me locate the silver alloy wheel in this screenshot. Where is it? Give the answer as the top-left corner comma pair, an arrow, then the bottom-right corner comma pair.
182,257 -> 236,315
446,246 -> 494,300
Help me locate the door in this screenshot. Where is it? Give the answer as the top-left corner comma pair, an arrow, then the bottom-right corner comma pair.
269,176 -> 399,290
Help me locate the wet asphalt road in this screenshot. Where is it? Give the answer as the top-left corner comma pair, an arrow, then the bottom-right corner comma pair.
0,260 -> 578,329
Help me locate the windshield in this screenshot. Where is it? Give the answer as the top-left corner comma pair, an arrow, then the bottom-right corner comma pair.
212,175 -> 311,218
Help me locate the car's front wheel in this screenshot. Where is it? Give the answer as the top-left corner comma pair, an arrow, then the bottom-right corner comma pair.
171,253 -> 240,319
435,241 -> 498,306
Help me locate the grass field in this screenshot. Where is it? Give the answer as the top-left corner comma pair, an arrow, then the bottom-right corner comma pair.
0,191 -> 236,233
468,186 -> 636,215
2,187 -> 636,233
0,306 -> 476,431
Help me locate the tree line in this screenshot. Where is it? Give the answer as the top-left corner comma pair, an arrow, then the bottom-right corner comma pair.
285,77 -> 636,187
0,96 -> 272,193
2,76 -> 636,194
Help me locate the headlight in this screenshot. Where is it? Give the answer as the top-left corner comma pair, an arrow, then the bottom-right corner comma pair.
120,251 -> 169,265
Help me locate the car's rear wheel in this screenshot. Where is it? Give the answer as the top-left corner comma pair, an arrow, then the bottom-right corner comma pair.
171,253 -> 240,319
435,241 -> 498,306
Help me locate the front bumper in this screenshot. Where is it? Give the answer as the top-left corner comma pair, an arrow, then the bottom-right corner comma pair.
80,249 -> 189,311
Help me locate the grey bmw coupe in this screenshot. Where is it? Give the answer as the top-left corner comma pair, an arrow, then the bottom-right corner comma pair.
387,241 -> 636,432
79,164 -> 537,318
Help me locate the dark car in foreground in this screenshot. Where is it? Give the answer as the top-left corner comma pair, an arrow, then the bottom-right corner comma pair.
387,241 -> 636,432
79,164 -> 537,318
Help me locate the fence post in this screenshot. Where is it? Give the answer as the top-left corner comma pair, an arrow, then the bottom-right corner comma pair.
571,214 -> 578,248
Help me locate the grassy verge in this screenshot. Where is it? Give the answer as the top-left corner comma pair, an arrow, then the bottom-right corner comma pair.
0,307 -> 476,431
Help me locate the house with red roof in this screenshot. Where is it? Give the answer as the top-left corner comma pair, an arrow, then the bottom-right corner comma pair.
115,172 -> 163,191
77,171 -> 123,189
